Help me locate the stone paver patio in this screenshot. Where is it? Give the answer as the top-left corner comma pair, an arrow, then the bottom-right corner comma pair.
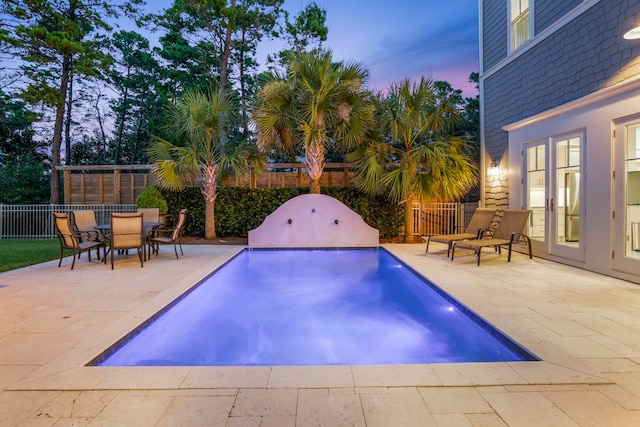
1,243 -> 640,426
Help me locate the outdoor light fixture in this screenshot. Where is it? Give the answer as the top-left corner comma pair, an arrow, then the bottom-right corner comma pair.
487,161 -> 500,178
624,25 -> 640,40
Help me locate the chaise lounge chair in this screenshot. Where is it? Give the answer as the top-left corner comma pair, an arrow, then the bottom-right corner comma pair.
425,207 -> 497,257
451,209 -> 532,266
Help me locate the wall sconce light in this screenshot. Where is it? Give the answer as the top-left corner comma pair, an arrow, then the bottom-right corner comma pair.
487,161 -> 500,178
624,25 -> 640,40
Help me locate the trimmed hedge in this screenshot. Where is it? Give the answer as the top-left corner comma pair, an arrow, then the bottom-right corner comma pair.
161,186 -> 403,238
322,187 -> 403,238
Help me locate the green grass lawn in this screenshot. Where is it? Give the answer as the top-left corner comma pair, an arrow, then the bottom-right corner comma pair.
0,239 -> 60,273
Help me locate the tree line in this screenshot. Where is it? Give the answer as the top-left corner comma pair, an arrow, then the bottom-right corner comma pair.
0,1 -> 479,241
0,0 -> 328,203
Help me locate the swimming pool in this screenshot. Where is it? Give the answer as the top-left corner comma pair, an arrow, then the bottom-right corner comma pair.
94,248 -> 537,366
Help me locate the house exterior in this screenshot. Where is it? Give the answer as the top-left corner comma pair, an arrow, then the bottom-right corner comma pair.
479,0 -> 640,283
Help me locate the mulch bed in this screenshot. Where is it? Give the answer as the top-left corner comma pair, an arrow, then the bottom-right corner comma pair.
180,236 -> 248,245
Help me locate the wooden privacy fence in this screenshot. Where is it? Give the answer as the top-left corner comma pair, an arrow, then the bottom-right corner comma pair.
222,163 -> 354,188
56,163 -> 355,205
56,165 -> 153,205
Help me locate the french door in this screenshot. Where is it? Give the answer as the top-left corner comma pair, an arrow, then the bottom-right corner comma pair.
613,117 -> 640,274
524,133 -> 585,261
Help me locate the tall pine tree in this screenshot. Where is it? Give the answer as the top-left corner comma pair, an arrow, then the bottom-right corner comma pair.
0,0 -> 143,202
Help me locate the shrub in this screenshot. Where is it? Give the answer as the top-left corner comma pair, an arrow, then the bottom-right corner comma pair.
161,187 -> 204,236
322,187 -> 404,238
135,186 -> 168,215
161,186 -> 403,238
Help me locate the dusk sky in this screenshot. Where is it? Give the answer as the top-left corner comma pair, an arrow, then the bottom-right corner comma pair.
289,0 -> 480,95
146,0 -> 479,96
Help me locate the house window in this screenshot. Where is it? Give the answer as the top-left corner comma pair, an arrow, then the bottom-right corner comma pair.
510,0 -> 530,50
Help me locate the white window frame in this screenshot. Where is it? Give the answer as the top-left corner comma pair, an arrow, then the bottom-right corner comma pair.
508,0 -> 533,52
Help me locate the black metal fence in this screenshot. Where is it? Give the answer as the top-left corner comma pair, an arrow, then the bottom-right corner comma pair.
0,204 -> 136,238
1,202 -> 481,239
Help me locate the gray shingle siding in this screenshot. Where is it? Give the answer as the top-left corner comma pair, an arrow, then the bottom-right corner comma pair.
483,0 -> 640,207
535,0 -> 583,33
483,0 -> 585,72
486,0 -> 640,125
482,0 -> 508,70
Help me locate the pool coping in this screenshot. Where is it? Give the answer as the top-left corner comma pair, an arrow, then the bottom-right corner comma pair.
91,247 -> 538,367
3,244 -> 614,392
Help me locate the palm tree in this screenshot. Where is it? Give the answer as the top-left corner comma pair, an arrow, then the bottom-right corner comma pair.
147,87 -> 248,239
252,49 -> 373,193
348,78 -> 478,243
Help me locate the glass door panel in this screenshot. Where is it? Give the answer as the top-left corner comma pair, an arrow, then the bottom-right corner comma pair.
624,124 -> 640,260
555,137 -> 580,247
523,134 -> 584,261
525,144 -> 546,246
613,118 -> 640,275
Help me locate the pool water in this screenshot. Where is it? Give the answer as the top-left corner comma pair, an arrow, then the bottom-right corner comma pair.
96,248 -> 537,366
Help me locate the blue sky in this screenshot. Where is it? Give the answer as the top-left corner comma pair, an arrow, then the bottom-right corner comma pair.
144,0 -> 479,96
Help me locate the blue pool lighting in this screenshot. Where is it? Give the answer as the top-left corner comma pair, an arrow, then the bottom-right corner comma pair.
93,248 -> 538,366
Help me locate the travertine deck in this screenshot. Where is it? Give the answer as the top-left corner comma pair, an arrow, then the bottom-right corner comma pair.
1,243 -> 639,426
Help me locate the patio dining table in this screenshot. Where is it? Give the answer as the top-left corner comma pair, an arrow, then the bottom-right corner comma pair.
94,221 -> 164,234
95,221 -> 164,261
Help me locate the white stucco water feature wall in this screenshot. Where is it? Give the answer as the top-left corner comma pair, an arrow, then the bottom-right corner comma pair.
248,194 -> 379,247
